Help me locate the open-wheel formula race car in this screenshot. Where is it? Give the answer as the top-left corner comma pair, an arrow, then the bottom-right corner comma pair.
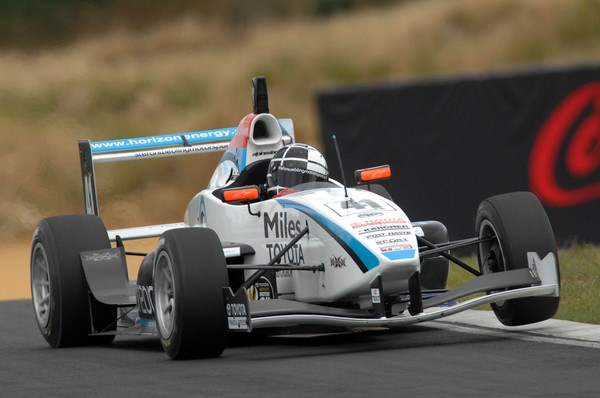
30,77 -> 560,359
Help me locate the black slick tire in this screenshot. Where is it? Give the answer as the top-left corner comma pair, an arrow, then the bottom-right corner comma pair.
153,228 -> 229,359
30,215 -> 116,347
476,192 -> 560,326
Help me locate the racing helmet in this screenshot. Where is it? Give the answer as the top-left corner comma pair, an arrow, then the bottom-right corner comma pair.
266,144 -> 328,196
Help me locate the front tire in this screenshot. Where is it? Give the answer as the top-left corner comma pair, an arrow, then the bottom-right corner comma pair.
154,228 -> 229,359
30,215 -> 116,347
476,192 -> 560,326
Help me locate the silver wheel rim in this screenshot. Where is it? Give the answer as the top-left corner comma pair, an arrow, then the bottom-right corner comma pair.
155,251 -> 176,339
31,242 -> 51,328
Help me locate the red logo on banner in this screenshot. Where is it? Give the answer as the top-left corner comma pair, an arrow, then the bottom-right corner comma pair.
529,82 -> 600,207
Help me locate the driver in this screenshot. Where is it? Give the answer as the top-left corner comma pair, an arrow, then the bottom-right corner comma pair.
266,143 -> 329,197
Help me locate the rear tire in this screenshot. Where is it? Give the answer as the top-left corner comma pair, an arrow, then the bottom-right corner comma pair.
476,192 -> 560,326
30,215 -> 116,347
154,228 -> 229,359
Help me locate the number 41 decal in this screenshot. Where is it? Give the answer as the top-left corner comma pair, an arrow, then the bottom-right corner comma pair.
326,198 -> 394,216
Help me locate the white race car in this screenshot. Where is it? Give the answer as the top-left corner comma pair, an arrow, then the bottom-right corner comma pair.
30,77 -> 560,359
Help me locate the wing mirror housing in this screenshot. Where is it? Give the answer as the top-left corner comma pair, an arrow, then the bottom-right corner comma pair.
223,185 -> 261,202
222,185 -> 261,217
354,165 -> 391,184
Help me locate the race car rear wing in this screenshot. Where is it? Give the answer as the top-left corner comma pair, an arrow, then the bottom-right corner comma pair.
79,127 -> 237,217
79,77 -> 293,242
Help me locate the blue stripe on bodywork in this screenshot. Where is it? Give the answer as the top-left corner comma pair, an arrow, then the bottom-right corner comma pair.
237,147 -> 247,171
383,250 -> 416,261
276,199 -> 380,271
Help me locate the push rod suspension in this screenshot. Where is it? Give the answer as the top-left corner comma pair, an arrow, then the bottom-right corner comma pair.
228,264 -> 324,272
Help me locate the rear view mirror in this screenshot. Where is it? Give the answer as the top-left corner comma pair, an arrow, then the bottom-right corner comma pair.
354,165 -> 391,184
223,185 -> 260,202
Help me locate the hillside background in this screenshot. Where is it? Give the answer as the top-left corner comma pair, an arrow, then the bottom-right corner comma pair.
2,0 -> 600,239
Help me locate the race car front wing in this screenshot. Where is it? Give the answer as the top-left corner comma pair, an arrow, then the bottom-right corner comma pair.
224,265 -> 559,332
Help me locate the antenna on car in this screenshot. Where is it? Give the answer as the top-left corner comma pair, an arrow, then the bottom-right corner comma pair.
252,76 -> 269,114
332,135 -> 349,201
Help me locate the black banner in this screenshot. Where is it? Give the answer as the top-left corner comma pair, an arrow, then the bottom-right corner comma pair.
317,64 -> 600,244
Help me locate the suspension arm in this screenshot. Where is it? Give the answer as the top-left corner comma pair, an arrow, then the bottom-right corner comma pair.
238,226 -> 309,293
417,236 -> 483,277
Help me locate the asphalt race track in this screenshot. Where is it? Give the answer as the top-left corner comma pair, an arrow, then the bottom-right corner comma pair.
2,300 -> 600,397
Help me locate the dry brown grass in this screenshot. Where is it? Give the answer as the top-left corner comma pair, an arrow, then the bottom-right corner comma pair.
1,0 -> 600,239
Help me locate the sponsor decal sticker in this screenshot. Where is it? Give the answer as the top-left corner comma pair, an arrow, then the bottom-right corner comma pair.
329,255 -> 347,268
83,251 -> 120,262
223,247 -> 241,258
350,217 -> 408,229
90,128 -> 236,153
375,238 -> 410,246
357,212 -> 384,218
224,287 -> 251,331
380,244 -> 413,252
263,211 -> 304,239
527,251 -> 559,296
362,231 -> 411,240
371,288 -> 381,304
251,150 -> 278,157
248,276 -> 276,300
226,302 -> 249,330
266,243 -> 305,265
263,211 -> 306,266
137,285 -> 155,315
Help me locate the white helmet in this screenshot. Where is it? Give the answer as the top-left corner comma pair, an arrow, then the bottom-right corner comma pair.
266,144 -> 328,196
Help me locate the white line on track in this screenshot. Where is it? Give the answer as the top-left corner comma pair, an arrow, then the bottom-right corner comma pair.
430,310 -> 600,349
